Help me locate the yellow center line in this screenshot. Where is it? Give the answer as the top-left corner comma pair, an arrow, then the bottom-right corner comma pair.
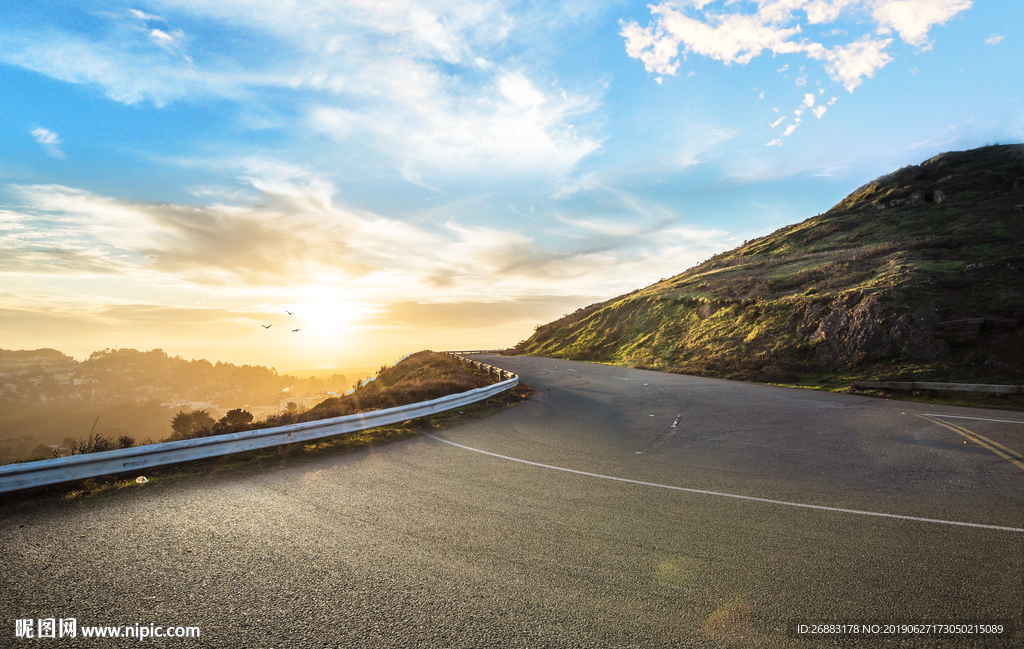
915,414 -> 1024,472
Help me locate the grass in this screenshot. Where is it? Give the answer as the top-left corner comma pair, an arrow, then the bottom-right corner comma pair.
0,356 -> 532,514
514,144 -> 1024,407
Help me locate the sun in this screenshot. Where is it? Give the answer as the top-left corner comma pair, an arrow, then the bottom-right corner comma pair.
284,288 -> 378,338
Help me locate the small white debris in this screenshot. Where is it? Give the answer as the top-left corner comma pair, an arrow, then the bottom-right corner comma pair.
136,476 -> 148,484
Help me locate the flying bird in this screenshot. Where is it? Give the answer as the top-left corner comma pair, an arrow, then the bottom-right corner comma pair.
261,324 -> 272,329
291,329 -> 301,332
285,310 -> 294,315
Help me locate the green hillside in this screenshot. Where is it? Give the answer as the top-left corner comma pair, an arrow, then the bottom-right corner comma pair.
514,144 -> 1024,388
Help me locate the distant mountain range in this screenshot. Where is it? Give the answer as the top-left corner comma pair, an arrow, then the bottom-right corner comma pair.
514,144 -> 1024,387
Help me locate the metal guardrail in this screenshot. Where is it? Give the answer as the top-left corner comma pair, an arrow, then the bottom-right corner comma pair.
852,381 -> 1023,395
442,352 -> 515,381
445,349 -> 506,355
0,355 -> 518,494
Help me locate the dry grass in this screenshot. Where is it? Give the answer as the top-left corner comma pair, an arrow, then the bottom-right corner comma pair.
515,144 -> 1024,395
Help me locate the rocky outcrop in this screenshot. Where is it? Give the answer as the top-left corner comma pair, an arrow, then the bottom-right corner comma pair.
805,294 -> 947,367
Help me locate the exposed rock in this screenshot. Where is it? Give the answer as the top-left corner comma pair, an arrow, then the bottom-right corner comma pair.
809,294 -> 947,366
798,302 -> 825,334
933,189 -> 945,203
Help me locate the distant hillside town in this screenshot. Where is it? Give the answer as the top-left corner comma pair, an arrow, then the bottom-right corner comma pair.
0,347 -> 350,411
0,347 -> 355,464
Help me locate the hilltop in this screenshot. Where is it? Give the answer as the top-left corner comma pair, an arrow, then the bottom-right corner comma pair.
514,144 -> 1024,388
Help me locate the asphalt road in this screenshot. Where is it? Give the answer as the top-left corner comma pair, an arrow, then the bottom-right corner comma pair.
2,355 -> 1022,648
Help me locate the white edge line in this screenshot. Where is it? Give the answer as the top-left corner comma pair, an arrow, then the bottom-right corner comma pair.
425,434 -> 1024,534
926,414 -> 1024,425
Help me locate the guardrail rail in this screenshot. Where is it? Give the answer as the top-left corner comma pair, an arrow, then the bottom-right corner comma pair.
0,352 -> 516,494
851,381 -> 1023,395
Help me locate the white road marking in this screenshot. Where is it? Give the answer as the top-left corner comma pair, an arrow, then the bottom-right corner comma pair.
926,414 -> 1024,425
426,434 -> 1024,534
613,377 -> 629,381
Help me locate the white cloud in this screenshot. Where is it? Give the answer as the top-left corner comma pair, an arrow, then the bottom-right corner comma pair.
768,88 -> 833,141
648,5 -> 803,66
811,36 -> 893,91
620,20 -> 680,75
150,29 -> 174,43
985,34 -> 1004,45
622,0 -> 969,93
872,0 -> 972,48
31,127 -> 65,158
805,0 -> 858,25
313,70 -> 601,182
129,8 -> 161,21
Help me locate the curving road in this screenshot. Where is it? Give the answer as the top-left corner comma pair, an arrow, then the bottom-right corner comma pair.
2,355 -> 1022,647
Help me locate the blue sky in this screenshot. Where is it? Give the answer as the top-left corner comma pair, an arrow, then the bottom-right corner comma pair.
1,0 -> 1021,369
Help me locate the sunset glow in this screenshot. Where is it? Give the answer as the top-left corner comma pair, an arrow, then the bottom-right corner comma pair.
1,1 -> 1020,369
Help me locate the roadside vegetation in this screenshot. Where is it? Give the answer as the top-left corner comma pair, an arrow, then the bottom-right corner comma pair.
1,352 -> 531,510
514,144 -> 1024,409
0,348 -> 364,465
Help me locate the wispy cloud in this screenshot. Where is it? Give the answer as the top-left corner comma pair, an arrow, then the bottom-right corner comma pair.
2,166 -> 728,302
129,8 -> 161,22
0,1 -> 604,187
313,70 -> 602,184
31,127 -> 65,158
377,296 -> 598,329
985,34 -> 1004,45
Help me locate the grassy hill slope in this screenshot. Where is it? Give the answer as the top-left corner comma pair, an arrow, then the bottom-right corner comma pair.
514,144 -> 1024,388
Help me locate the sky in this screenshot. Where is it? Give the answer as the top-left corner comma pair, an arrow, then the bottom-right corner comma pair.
1,0 -> 1021,371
